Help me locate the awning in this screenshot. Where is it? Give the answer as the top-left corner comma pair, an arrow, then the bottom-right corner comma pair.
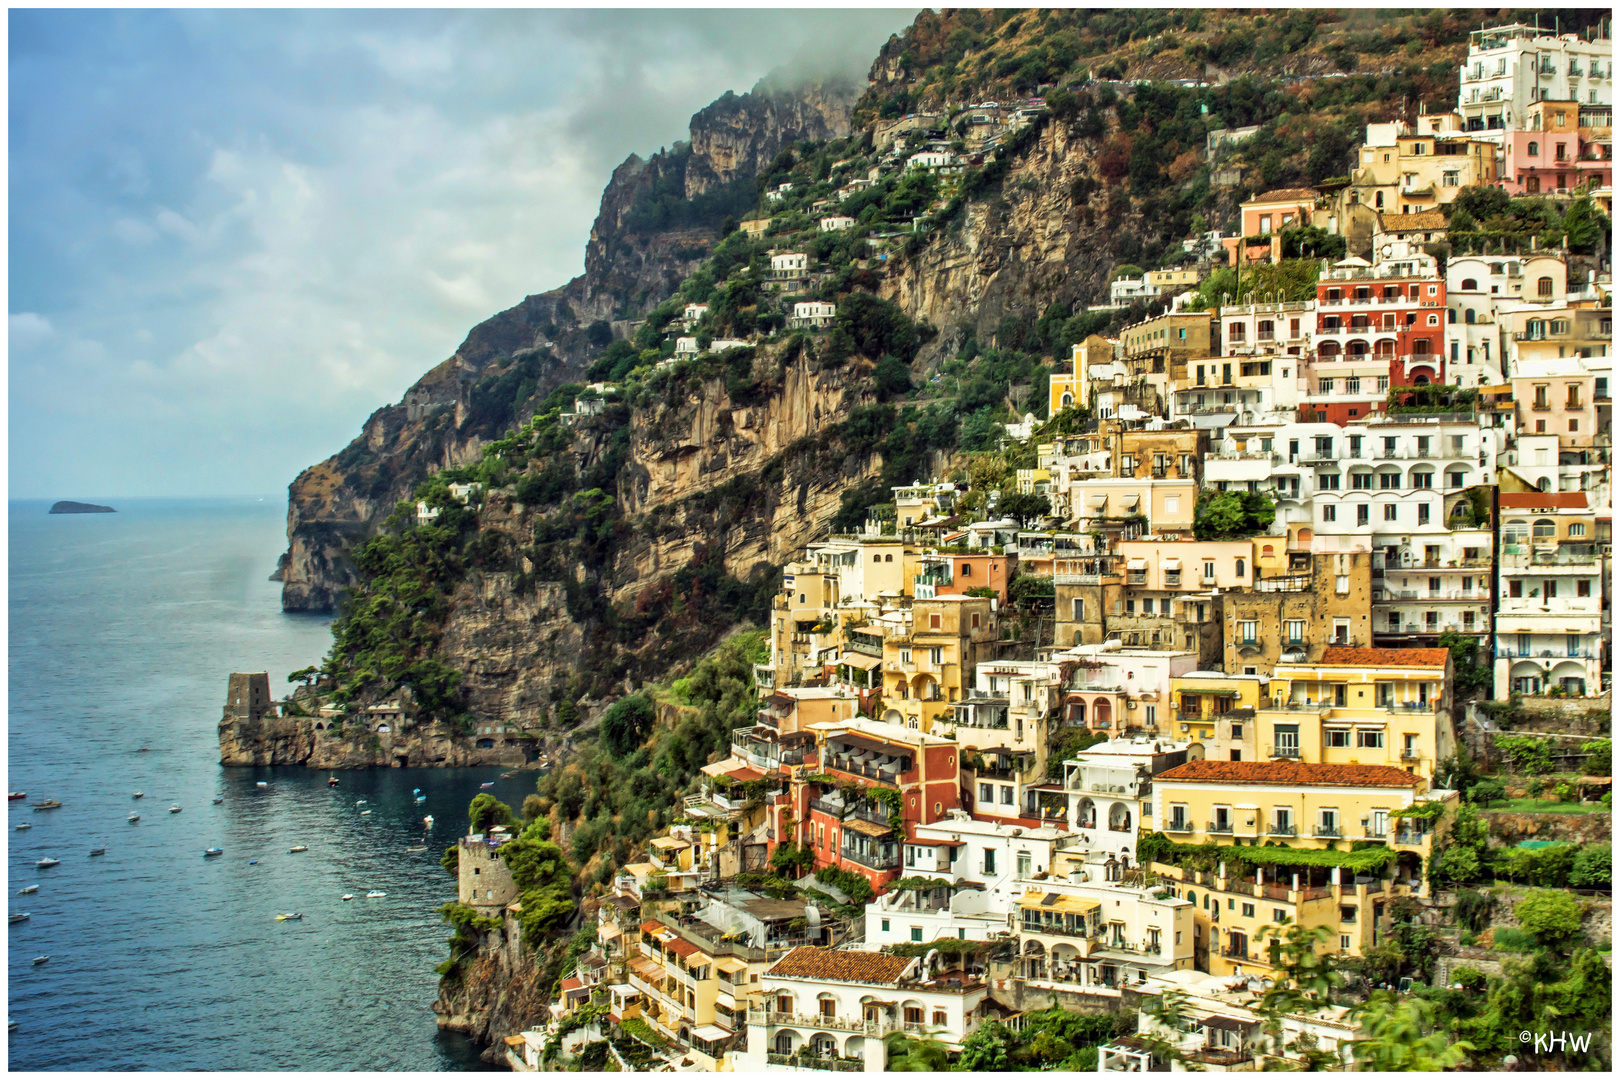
505,1035 -> 528,1047
715,956 -> 750,973
690,1024 -> 733,1043
841,654 -> 882,670
1121,494 -> 1141,508
1089,495 -> 1109,506
844,817 -> 896,837
628,956 -> 663,980
703,759 -> 748,777
1127,559 -> 1147,570
833,732 -> 909,758
1201,1015 -> 1257,1032
599,923 -> 623,939
1161,558 -> 1181,570
1020,892 -> 1101,915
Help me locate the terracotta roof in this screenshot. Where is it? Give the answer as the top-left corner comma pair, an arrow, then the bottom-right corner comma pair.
767,947 -> 914,985
560,977 -> 585,993
1378,211 -> 1448,230
1249,187 -> 1319,204
1156,761 -> 1422,788
724,765 -> 766,783
640,920 -> 665,935
1500,492 -> 1590,509
665,937 -> 700,959
1315,646 -> 1450,668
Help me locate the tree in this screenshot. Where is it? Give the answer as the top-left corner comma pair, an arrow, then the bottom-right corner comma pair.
1466,779 -> 1507,807
600,694 -> 656,757
1569,842 -> 1612,888
502,822 -> 579,947
288,665 -> 318,686
468,792 -> 517,834
1349,992 -> 1473,1071
1193,489 -> 1275,540
955,1020 -> 1014,1070
1513,889 -> 1582,948
885,1030 -> 949,1071
997,491 -> 1051,526
874,354 -> 913,399
1437,844 -> 1480,885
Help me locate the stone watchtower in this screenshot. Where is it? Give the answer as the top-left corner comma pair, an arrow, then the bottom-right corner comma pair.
223,672 -> 273,723
458,829 -> 520,914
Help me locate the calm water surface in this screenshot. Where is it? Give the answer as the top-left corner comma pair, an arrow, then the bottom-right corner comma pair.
8,499 -> 530,1069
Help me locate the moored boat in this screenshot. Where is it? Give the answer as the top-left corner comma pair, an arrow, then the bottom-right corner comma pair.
256,781 -> 269,788
479,781 -> 495,789
19,885 -> 38,895
31,800 -> 61,811
10,913 -> 29,924
35,858 -> 59,869
341,893 -> 354,901
204,848 -> 223,857
327,775 -> 340,787
9,792 -> 26,800
212,796 -> 223,804
406,845 -> 427,852
274,912 -> 302,921
15,822 -> 31,831
127,813 -> 140,823
288,845 -> 308,853
365,890 -> 386,898
132,792 -> 143,799
89,848 -> 105,857
32,956 -> 48,965
168,805 -> 182,813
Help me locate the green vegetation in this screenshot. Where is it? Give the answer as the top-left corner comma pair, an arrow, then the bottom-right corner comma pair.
1447,187 -> 1612,256
1141,832 -> 1398,874
1192,489 -> 1276,541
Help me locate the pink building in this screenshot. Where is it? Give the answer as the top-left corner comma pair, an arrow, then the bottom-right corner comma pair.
1500,100 -> 1613,195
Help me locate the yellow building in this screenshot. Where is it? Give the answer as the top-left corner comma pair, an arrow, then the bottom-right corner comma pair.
1343,121 -> 1498,216
878,596 -> 998,731
1050,335 -> 1117,415
1149,759 -> 1457,975
629,918 -> 774,1066
1217,646 -> 1457,781
1170,672 -> 1269,747
1221,552 -> 1373,677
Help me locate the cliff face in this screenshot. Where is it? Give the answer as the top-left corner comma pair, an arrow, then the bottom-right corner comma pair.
433,912 -> 553,1062
279,79 -> 865,614
217,709 -> 529,769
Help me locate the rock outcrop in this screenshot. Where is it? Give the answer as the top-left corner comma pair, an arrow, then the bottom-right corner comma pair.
217,708 -> 531,769
433,912 -> 554,1063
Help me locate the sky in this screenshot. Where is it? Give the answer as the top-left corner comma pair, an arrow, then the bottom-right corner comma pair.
8,7 -> 915,499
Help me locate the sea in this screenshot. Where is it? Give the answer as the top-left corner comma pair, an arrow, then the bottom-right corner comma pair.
7,498 -> 536,1070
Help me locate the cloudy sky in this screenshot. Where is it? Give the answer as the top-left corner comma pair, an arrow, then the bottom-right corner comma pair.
8,7 -> 914,499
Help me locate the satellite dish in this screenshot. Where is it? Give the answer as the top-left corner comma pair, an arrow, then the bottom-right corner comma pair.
1382,245 -> 1393,257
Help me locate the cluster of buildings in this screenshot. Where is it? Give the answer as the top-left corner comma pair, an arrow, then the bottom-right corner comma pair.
503,23 -> 1610,1073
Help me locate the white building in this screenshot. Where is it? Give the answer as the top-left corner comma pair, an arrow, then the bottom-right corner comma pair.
765,182 -> 794,203
1457,23 -> 1614,144
674,336 -> 700,358
1110,276 -> 1159,307
682,302 -> 710,329
819,216 -> 856,232
1013,877 -> 1196,999
789,301 -> 837,329
742,946 -> 989,1071
1493,490 -> 1606,697
907,150 -> 961,171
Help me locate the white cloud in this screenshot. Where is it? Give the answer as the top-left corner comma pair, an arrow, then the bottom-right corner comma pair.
112,218 -> 160,245
10,312 -> 55,351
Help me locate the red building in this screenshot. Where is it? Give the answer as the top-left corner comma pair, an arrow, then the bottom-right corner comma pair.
796,720 -> 961,892
1302,253 -> 1448,423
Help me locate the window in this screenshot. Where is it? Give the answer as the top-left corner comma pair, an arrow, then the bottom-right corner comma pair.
1352,472 -> 1372,490
983,848 -> 996,874
979,783 -> 993,803
1235,559 -> 1246,578
1326,728 -> 1350,748
929,614 -> 941,630
1072,598 -> 1084,621
881,918 -> 890,933
1357,504 -> 1370,525
1203,560 -> 1216,582
1017,852 -> 1031,878
1418,504 -> 1430,526
1239,620 -> 1258,644
1341,934 -> 1352,950
1357,729 -> 1385,748
1000,786 -> 1014,805
1285,619 -> 1305,644
910,927 -> 923,943
1322,505 -> 1337,522
1538,276 -> 1554,298
1384,504 -> 1399,522
1242,903 -> 1256,918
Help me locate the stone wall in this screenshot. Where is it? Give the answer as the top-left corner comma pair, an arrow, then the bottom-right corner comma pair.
1478,811 -> 1612,845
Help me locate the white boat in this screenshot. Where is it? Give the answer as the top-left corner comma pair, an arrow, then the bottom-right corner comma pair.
15,822 -> 31,831
10,913 -> 29,924
35,858 -> 59,869
132,792 -> 143,799
256,781 -> 269,788
204,848 -> 223,857
341,894 -> 354,901
288,845 -> 309,853
127,813 -> 140,822
415,795 -> 426,803
356,799 -> 366,805
365,890 -> 386,898
19,885 -> 38,895
360,810 -> 371,815
275,912 -> 302,921
423,815 -> 434,828
480,782 -> 495,789
406,845 -> 427,852
32,956 -> 48,965
212,796 -> 224,804
168,805 -> 182,813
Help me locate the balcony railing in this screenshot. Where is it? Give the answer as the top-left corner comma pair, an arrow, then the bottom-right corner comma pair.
1269,823 -> 1297,837
1166,820 -> 1195,833
1313,825 -> 1342,838
1221,946 -> 1252,960
749,1008 -> 876,1036
1207,820 -> 1235,834
840,846 -> 901,871
1021,917 -> 1097,940
766,1054 -> 866,1072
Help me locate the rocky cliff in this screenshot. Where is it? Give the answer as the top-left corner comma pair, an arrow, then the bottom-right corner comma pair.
279,78 -> 865,614
433,911 -> 553,1059
218,705 -> 531,769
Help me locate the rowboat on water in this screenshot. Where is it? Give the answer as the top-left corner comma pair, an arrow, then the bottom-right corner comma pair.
8,792 -> 25,800
213,796 -> 224,804
288,845 -> 308,853
257,781 -> 269,788
128,813 -> 140,823
132,792 -> 143,799
10,913 -> 29,924
479,782 -> 495,789
15,823 -> 31,831
275,913 -> 302,921
35,858 -> 59,869
32,956 -> 49,965
19,885 -> 38,895
89,848 -> 105,857
406,845 -> 427,852
204,848 -> 223,857
360,810 -> 371,815
168,805 -> 182,813
341,893 -> 354,901
365,890 -> 386,898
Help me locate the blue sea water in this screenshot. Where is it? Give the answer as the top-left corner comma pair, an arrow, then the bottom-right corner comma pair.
7,498 -> 529,1070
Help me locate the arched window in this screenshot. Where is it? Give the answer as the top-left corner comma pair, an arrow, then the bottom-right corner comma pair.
1528,141 -> 1540,156
1532,517 -> 1557,537
1461,278 -> 1478,290
1465,309 -> 1476,324
1447,308 -> 1456,324
1537,276 -> 1554,298
1537,477 -> 1553,492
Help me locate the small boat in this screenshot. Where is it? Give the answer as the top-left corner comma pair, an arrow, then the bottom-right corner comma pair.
15,822 -> 31,831
360,810 -> 371,816
212,796 -> 223,804
10,913 -> 30,924
275,912 -> 302,921
35,858 -> 59,869
89,848 -> 105,857
137,746 -> 150,752
127,813 -> 140,823
19,885 -> 38,895
8,792 -> 26,800
132,792 -> 143,799
327,775 -> 340,787
288,845 -> 308,853
249,860 -> 258,865
256,781 -> 269,789
365,890 -> 386,898
341,893 -> 354,901
168,805 -> 182,813
355,799 -> 366,805
31,800 -> 61,811
204,848 -> 223,857
480,782 -> 495,789
32,956 -> 49,965
406,845 -> 427,852
423,815 -> 434,828
8,1020 -> 16,1031
412,787 -> 421,795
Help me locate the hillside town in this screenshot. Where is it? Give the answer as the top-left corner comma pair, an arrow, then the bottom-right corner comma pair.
432,22 -> 1620,1075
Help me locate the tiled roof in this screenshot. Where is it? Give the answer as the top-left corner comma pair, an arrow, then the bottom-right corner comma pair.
640,920 -> 666,935
1251,187 -> 1319,203
1378,210 -> 1448,230
1156,761 -> 1422,788
1500,492 -> 1590,509
767,946 -> 914,985
1316,646 -> 1450,668
665,937 -> 700,959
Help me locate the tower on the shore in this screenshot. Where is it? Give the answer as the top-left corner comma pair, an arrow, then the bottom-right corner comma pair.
223,672 -> 273,724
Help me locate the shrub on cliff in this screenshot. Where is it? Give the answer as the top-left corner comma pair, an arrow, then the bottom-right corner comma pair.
469,792 -> 518,834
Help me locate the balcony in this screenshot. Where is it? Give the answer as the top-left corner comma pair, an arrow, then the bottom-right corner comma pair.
1313,825 -> 1342,839
1220,946 -> 1252,960
1021,916 -> 1098,941
1207,820 -> 1234,835
840,845 -> 901,872
1268,823 -> 1297,837
750,1007 -> 877,1036
1165,819 -> 1195,834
